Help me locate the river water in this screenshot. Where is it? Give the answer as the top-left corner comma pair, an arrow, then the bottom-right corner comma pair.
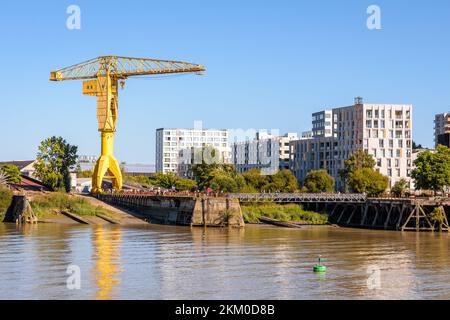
0,223 -> 449,300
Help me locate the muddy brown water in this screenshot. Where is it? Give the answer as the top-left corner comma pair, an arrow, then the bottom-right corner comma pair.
0,223 -> 449,300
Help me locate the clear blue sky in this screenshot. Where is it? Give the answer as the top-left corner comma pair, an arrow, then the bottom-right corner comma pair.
1,0 -> 449,163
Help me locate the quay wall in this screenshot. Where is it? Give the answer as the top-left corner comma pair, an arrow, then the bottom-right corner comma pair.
96,194 -> 245,228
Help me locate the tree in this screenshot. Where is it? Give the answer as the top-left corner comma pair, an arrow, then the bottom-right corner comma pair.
429,206 -> 447,232
263,170 -> 299,193
242,168 -> 268,191
77,169 -> 93,178
348,168 -> 388,197
209,173 -> 240,193
124,175 -> 152,186
152,172 -> 179,189
0,171 -> 11,187
33,136 -> 78,192
0,186 -> 13,216
175,178 -> 197,192
391,178 -> 409,198
411,145 -> 450,193
339,150 -> 375,191
339,150 -> 376,190
0,164 -> 21,183
412,141 -> 423,150
191,146 -> 246,192
303,170 -> 335,193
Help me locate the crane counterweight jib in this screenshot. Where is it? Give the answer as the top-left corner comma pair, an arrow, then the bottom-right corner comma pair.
49,56 -> 206,81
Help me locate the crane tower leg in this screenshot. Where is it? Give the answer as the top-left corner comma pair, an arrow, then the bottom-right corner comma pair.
92,132 -> 123,193
90,75 -> 123,193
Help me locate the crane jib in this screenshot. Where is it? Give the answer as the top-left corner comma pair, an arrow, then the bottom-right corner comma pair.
49,55 -> 205,193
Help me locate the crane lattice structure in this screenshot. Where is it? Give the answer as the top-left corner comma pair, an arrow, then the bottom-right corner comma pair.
50,56 -> 205,193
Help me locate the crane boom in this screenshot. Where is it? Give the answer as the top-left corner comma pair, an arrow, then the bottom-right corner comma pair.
50,56 -> 205,81
50,55 -> 205,193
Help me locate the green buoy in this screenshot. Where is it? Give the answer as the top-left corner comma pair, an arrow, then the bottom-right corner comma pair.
313,256 -> 327,273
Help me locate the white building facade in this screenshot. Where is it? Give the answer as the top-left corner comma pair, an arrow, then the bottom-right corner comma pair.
232,132 -> 299,175
156,128 -> 230,174
290,99 -> 413,190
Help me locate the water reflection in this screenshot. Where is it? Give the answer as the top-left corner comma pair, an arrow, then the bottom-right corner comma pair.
92,226 -> 122,300
0,224 -> 449,300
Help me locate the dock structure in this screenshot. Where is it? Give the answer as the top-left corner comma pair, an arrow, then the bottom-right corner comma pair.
325,198 -> 450,232
95,192 -> 450,232
232,194 -> 450,232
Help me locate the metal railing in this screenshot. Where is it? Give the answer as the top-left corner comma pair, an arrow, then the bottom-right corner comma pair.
230,193 -> 367,203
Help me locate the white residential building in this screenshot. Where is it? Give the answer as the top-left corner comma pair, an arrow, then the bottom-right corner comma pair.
156,128 -> 230,174
290,98 -> 413,190
232,132 -> 299,175
434,111 -> 450,147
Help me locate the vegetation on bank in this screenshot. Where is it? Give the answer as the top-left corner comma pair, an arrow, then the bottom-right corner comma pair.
0,187 -> 13,220
241,203 -> 328,225
30,193 -> 111,218
0,164 -> 21,183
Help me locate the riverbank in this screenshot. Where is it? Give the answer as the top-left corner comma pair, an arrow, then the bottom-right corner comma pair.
0,187 -> 13,221
241,203 -> 328,225
2,192 -> 149,225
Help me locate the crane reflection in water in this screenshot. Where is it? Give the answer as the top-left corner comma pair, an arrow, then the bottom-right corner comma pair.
92,226 -> 122,300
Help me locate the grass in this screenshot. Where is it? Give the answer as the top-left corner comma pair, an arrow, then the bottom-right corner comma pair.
0,187 -> 13,220
30,192 -> 112,219
241,203 -> 328,225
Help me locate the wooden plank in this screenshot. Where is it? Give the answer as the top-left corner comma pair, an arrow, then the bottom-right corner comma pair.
96,213 -> 121,225
61,211 -> 90,225
258,217 -> 302,229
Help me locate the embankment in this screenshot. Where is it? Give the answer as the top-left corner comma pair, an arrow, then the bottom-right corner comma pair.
96,194 -> 245,228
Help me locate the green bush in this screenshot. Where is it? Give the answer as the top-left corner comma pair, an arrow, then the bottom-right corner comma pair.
30,193 -> 111,218
241,203 -> 328,224
0,164 -> 21,183
0,187 -> 13,219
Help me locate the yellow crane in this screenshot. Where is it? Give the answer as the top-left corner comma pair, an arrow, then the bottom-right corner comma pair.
50,56 -> 205,193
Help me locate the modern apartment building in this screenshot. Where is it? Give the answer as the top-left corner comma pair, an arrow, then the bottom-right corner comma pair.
155,128 -> 230,174
312,110 -> 333,138
290,98 -> 413,190
434,112 -> 450,147
232,132 -> 299,175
